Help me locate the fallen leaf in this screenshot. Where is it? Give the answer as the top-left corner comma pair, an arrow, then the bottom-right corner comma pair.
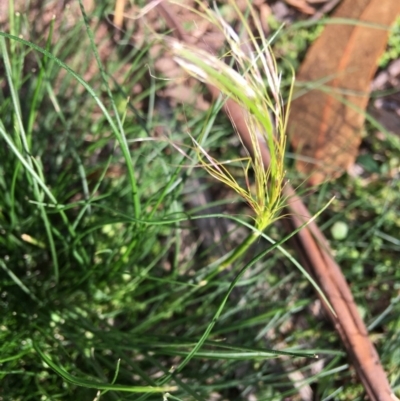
288,0 -> 400,185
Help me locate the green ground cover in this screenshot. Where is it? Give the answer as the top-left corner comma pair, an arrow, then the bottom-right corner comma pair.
1,2 -> 399,400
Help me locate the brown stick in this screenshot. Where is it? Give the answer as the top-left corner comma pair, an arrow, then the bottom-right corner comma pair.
155,3 -> 396,400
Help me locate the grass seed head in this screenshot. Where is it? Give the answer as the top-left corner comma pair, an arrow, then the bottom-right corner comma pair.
168,0 -> 293,231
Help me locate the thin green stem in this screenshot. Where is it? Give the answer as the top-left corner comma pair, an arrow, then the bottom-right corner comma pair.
218,230 -> 260,272
77,0 -> 141,220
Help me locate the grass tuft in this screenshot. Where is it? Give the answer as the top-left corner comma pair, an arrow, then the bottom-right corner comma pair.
0,2 -> 399,400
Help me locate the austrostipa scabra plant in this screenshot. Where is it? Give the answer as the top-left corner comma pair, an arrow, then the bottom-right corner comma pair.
164,0 -> 294,267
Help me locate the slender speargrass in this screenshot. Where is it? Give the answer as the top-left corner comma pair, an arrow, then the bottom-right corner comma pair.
164,0 -> 294,269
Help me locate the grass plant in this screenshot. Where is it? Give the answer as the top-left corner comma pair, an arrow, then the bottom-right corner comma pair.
165,0 -> 294,271
0,1 -> 399,400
